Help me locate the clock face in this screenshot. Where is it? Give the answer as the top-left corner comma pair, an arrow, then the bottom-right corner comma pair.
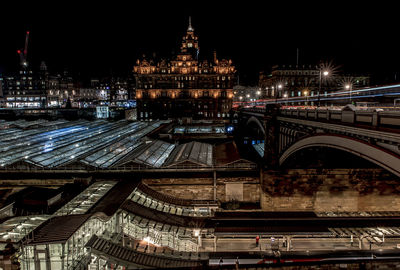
188,43 -> 193,48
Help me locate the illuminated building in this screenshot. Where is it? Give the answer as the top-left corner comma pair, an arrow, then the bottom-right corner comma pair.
133,18 -> 236,120
259,65 -> 370,102
1,69 -> 47,108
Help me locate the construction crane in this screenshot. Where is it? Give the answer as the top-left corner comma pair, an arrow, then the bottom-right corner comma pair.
17,31 -> 30,69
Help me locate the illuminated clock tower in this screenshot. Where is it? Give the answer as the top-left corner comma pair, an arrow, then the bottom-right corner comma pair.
134,17 -> 236,120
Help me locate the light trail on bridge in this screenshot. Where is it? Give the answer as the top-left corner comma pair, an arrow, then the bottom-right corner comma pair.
233,83 -> 400,108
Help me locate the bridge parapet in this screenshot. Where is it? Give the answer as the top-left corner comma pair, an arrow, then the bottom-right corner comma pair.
280,108 -> 400,128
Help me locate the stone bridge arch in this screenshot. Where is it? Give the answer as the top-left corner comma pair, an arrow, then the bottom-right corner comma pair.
246,116 -> 265,136
280,134 -> 400,177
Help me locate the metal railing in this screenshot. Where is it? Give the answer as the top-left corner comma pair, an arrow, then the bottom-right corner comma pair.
0,162 -> 257,172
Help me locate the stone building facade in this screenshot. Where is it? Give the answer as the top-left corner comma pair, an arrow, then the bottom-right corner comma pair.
133,18 -> 236,120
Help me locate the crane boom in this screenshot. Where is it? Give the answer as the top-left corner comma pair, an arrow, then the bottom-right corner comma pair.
24,31 -> 30,57
17,31 -> 30,68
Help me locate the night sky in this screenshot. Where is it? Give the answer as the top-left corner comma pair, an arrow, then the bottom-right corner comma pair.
1,2 -> 399,85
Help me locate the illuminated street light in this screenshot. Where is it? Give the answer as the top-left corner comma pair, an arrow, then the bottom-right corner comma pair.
318,68 -> 330,107
345,83 -> 353,104
274,83 -> 284,103
283,93 -> 288,105
304,90 -> 309,105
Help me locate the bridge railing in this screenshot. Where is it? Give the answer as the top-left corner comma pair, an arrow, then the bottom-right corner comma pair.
0,162 -> 258,172
279,108 -> 400,128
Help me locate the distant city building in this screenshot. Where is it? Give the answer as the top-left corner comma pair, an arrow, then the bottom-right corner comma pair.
133,18 -> 236,120
0,63 -> 80,108
1,69 -> 47,108
259,65 -> 370,103
89,77 -> 132,107
233,85 -> 261,103
0,61 -> 133,109
46,70 -> 76,108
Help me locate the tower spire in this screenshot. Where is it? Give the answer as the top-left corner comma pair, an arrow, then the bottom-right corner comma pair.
188,16 -> 194,32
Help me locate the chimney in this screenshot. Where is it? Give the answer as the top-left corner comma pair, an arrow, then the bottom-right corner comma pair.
213,50 -> 217,63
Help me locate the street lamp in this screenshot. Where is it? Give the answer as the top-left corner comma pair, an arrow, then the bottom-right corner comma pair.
318,69 -> 329,107
283,93 -> 288,105
303,90 -> 308,105
275,83 -> 283,103
345,84 -> 353,104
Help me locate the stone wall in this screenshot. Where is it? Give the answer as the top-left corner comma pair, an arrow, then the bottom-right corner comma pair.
261,169 -> 400,212
0,178 -> 78,186
142,176 -> 260,203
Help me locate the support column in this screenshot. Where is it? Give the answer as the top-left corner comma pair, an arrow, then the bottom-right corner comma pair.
372,112 -> 378,126
284,236 -> 292,251
61,243 -> 65,270
264,104 -> 281,169
45,244 -> 51,270
213,170 -> 217,201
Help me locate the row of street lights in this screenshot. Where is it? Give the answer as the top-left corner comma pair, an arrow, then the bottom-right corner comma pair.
238,67 -> 354,105
273,68 -> 353,106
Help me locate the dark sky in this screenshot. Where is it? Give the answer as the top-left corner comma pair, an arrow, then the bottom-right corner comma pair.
1,1 -> 399,85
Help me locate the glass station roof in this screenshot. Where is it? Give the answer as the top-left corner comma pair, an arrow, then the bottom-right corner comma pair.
0,215 -> 50,243
0,120 -> 169,168
82,122 -> 165,168
54,181 -> 117,216
165,141 -> 213,167
0,120 -> 227,170
0,181 -> 117,243
173,126 -> 226,134
128,140 -> 176,168
253,142 -> 264,157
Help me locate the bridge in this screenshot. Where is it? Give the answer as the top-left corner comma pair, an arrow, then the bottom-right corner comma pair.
234,105 -> 400,177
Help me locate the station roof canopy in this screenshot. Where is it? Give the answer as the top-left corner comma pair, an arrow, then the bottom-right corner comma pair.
164,141 -> 213,167
253,142 -> 264,157
24,214 -> 92,245
0,215 -> 50,244
0,120 -> 169,169
119,139 -> 176,168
